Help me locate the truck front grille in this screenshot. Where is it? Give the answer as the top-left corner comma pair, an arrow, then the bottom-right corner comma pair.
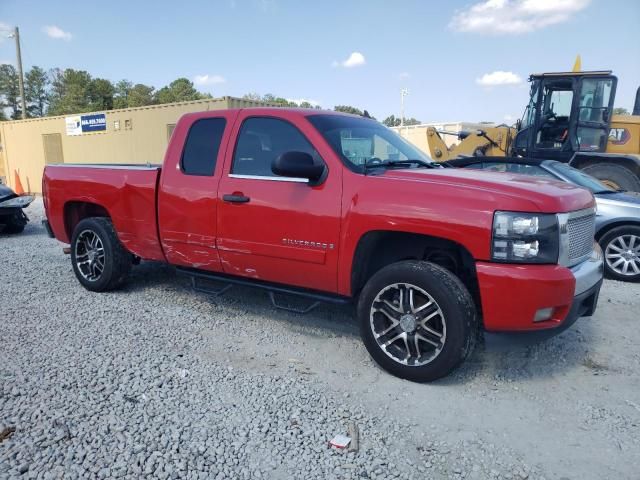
567,211 -> 596,261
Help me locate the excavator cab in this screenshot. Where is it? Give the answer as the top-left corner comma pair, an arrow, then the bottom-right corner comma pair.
513,72 -> 617,162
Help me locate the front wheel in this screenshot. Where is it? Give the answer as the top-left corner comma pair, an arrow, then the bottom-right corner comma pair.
357,260 -> 477,382
599,225 -> 640,282
71,217 -> 132,292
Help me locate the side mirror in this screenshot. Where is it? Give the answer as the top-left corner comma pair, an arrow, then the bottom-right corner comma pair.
272,151 -> 326,185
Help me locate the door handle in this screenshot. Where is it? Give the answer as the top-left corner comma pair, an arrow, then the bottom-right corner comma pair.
223,194 -> 250,203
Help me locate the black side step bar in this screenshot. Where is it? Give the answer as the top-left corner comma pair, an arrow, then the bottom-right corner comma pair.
176,267 -> 352,314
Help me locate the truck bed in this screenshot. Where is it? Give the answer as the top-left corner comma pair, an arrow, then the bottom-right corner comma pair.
43,164 -> 165,261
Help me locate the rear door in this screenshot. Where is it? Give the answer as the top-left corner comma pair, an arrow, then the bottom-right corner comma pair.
216,112 -> 342,292
158,112 -> 235,271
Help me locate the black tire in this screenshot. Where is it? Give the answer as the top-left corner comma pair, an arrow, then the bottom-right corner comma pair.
598,225 -> 640,282
1,212 -> 26,234
2,219 -> 25,234
70,217 -> 132,292
581,163 -> 640,192
357,260 -> 477,382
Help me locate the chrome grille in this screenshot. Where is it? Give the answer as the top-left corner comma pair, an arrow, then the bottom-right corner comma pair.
567,211 -> 595,260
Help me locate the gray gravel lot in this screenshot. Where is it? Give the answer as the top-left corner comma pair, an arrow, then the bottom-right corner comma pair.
1,200 -> 639,479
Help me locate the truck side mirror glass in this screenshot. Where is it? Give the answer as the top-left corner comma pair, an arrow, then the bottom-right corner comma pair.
272,151 -> 326,184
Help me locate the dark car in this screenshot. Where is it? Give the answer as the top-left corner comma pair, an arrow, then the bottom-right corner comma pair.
0,183 -> 34,234
447,157 -> 640,282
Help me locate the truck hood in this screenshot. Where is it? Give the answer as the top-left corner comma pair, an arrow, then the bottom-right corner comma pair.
379,167 -> 594,213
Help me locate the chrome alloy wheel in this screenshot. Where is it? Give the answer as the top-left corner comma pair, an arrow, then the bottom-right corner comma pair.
605,234 -> 640,276
369,283 -> 446,366
74,230 -> 105,281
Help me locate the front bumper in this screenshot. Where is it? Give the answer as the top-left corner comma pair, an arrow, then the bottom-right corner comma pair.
476,247 -> 603,332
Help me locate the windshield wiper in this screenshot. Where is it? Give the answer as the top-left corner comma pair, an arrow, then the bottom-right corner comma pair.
364,159 -> 439,170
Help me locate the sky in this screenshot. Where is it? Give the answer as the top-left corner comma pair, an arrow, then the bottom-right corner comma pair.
0,0 -> 639,123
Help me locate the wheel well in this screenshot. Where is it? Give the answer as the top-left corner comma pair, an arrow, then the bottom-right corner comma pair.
570,154 -> 640,178
64,201 -> 110,239
596,220 -> 640,241
351,231 -> 481,313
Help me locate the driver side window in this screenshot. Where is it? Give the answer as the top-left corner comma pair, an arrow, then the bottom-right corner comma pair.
231,117 -> 322,177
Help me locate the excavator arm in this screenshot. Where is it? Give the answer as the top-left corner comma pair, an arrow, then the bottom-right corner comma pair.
426,126 -> 516,162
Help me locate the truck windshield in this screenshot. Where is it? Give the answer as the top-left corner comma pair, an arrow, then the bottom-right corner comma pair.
307,114 -> 433,172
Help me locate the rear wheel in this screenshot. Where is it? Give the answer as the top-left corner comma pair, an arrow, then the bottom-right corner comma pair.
599,225 -> 640,282
357,260 -> 476,382
71,217 -> 132,292
581,163 -> 640,192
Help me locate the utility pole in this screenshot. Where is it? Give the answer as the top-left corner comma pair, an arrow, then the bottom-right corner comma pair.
9,27 -> 27,120
400,88 -> 409,130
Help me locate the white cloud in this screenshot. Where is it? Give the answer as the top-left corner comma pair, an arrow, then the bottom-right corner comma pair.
0,22 -> 12,44
476,70 -> 522,86
450,0 -> 590,34
43,25 -> 72,41
287,98 -> 320,107
333,51 -> 366,68
193,74 -> 226,86
398,72 -> 410,80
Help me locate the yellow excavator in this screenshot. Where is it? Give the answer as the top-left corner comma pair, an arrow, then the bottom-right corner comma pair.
427,59 -> 640,191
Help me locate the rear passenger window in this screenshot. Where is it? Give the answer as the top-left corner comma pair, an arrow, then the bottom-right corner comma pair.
231,117 -> 321,177
181,118 -> 226,176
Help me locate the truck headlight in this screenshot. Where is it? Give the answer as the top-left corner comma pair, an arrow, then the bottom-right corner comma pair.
492,212 -> 559,263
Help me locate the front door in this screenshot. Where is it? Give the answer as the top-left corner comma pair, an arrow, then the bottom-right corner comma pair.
574,76 -> 617,153
217,113 -> 342,293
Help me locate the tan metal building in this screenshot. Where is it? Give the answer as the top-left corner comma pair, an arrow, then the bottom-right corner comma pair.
392,122 -> 497,157
0,96 -> 271,194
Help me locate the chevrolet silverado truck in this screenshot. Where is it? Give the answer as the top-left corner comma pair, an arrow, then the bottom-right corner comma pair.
43,108 -> 604,382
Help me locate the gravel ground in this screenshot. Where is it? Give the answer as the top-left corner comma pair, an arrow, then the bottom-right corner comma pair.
1,200 -> 638,479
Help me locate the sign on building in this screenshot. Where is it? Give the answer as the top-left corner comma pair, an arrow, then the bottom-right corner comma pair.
65,113 -> 107,136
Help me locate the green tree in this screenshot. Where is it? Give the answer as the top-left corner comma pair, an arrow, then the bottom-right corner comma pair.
613,107 -> 630,115
383,115 -> 400,127
261,93 -> 296,106
113,79 -> 133,109
334,105 -> 363,116
155,78 -> 203,104
88,78 -> 115,111
0,64 -> 21,119
24,66 -> 49,117
47,68 -> 93,115
128,84 -> 155,107
383,115 -> 420,127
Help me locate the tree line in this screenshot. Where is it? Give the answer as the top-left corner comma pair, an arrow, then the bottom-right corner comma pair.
0,64 -> 421,127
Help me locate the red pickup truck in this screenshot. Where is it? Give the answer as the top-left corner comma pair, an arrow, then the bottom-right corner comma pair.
43,108 -> 603,381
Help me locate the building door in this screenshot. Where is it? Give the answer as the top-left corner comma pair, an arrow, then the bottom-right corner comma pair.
42,134 -> 64,164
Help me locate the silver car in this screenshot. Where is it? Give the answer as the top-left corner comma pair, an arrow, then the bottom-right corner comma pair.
448,157 -> 640,282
